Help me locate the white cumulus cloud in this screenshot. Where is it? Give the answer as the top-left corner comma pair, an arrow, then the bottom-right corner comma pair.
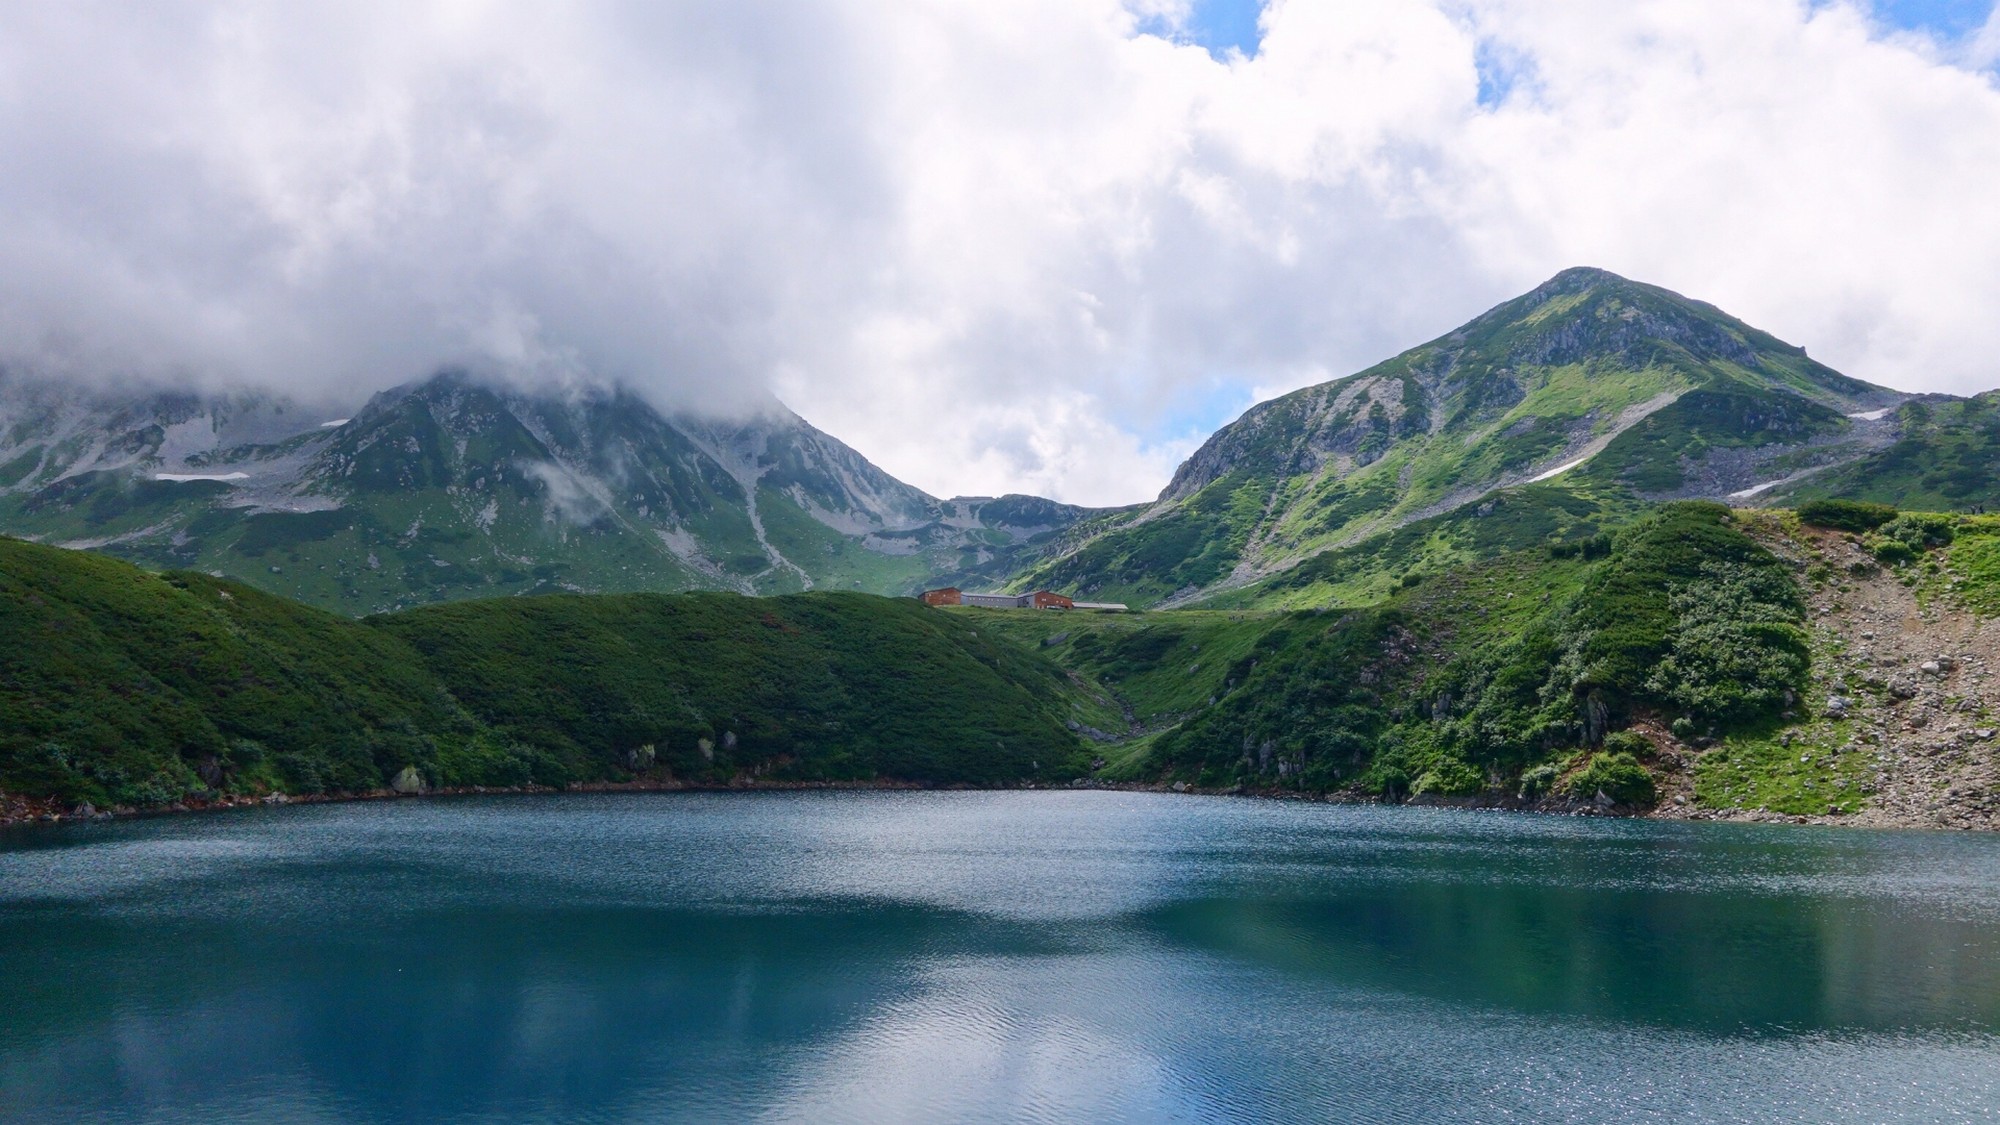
0,0 -> 1997,505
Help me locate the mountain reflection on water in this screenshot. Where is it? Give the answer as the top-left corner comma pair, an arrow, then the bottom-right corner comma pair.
4,791 -> 1999,1123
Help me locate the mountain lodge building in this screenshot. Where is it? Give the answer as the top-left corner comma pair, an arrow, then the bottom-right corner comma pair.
918,588 -> 1128,611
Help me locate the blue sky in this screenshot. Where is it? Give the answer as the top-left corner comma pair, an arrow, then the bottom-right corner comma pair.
1182,0 -> 1265,59
1869,0 -> 1997,36
1175,0 -> 1997,63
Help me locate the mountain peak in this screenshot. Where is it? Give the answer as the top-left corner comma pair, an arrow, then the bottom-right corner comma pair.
1533,265 -> 1631,295
1024,269 -> 1903,607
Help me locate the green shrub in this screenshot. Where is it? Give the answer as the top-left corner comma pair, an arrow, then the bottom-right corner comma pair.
1871,538 -> 1918,564
1146,610 -> 1404,788
1411,758 -> 1484,797
1601,730 -> 1651,756
1559,503 -> 1808,731
1567,751 -> 1656,806
1158,505 -> 1808,803
1796,499 -> 1897,532
1547,533 -> 1613,561
1518,763 -> 1559,799
1873,512 -> 1956,553
1641,560 -> 1811,730
1366,765 -> 1411,800
1867,514 -> 1954,564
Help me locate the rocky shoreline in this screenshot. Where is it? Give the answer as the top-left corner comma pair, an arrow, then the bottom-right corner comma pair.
0,779 -> 1667,832
7,770 -> 1963,834
0,776 -> 952,830
7,777 -> 1991,836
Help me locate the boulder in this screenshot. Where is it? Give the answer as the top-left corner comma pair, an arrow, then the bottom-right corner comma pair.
389,766 -> 426,795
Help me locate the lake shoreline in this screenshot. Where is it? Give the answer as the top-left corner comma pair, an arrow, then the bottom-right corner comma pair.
0,774 -> 1935,832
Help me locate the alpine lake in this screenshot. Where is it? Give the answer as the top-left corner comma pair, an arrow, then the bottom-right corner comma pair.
5,791 -> 2000,1123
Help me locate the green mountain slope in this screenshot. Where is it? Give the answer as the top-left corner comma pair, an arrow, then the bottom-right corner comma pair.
14,502 -> 2000,829
0,537 -> 1087,811
1772,393 -> 2000,510
1016,268 -> 1903,607
982,504 -> 1809,799
0,371 -> 1101,612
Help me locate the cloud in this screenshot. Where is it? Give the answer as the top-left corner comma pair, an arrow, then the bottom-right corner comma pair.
1965,4 -> 2000,68
519,459 -> 610,527
1,1 -> 1999,505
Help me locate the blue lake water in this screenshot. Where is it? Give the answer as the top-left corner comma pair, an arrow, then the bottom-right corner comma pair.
5,791 -> 2000,1123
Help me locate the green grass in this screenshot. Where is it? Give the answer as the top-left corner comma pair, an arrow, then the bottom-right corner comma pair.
1014,469 -> 1271,607
1687,507 -> 2000,816
1582,385 -> 1846,493
1,470 -> 719,613
752,488 -> 934,594
955,607 -> 1286,731
1693,729 -> 1872,815
1945,519 -> 2000,616
1218,484 -> 1618,610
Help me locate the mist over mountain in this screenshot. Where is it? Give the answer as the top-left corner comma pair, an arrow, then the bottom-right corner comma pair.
0,368 -> 1099,612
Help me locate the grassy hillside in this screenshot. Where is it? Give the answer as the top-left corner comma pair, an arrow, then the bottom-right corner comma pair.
0,538 -> 1088,811
945,502 -> 2000,826
0,535 -> 478,807
993,504 -> 1810,806
16,494 -> 2000,827
1209,484 -> 1622,609
373,591 -> 1088,786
